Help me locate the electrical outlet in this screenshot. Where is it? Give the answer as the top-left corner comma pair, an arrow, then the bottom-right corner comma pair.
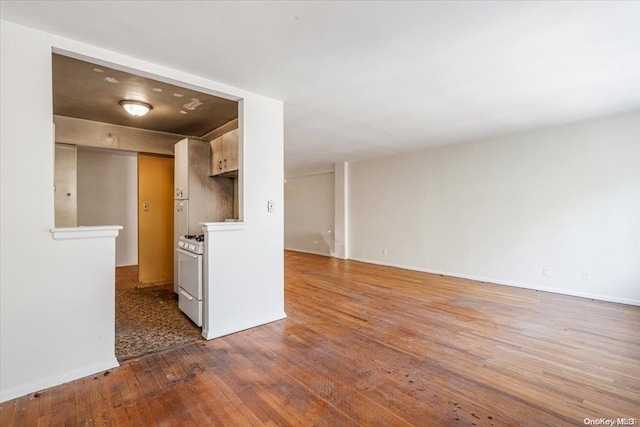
582,270 -> 591,280
382,249 -> 388,256
543,267 -> 551,277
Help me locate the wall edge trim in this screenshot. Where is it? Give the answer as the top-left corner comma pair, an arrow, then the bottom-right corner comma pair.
51,225 -> 123,240
348,257 -> 640,307
203,312 -> 287,340
1,358 -> 119,403
284,247 -> 331,257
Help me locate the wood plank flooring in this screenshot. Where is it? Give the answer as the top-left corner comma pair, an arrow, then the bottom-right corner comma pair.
2,251 -> 639,426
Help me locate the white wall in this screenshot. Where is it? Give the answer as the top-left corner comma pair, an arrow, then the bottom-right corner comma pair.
202,94 -> 285,340
348,111 -> 640,305
1,20 -> 284,402
333,162 -> 349,259
77,148 -> 138,267
284,172 -> 335,256
1,22 -> 119,402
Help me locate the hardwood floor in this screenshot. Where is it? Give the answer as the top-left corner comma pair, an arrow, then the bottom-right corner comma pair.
2,251 -> 639,426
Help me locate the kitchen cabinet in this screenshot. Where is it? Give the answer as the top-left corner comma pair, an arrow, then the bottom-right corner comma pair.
210,129 -> 238,177
175,138 -> 189,199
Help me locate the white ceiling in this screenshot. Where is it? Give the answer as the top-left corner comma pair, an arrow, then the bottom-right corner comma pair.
2,1 -> 639,177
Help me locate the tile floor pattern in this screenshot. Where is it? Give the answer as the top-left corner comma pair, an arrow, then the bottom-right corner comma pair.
115,270 -> 202,361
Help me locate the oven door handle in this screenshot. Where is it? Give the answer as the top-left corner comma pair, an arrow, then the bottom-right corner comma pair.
176,248 -> 200,258
180,289 -> 194,301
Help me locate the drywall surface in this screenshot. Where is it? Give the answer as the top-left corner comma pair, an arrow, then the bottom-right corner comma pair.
284,172 -> 335,256
55,115 -> 179,155
348,111 -> 640,305
0,20 -> 284,402
77,148 -> 138,267
1,22 -> 120,402
334,163 -> 349,259
202,94 -> 286,340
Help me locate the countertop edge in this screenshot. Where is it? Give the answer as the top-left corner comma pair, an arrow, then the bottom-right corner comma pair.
50,225 -> 123,240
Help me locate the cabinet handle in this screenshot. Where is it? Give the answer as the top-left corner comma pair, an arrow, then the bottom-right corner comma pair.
224,159 -> 227,168
219,160 -> 223,170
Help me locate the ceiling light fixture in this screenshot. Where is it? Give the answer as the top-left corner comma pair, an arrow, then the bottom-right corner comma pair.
120,100 -> 152,117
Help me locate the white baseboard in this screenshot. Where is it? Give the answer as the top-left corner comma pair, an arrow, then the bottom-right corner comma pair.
284,247 -> 331,257
1,358 -> 119,403
203,311 -> 287,340
349,257 -> 640,307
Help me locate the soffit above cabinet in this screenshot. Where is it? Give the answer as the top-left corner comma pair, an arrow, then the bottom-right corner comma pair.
52,54 -> 239,138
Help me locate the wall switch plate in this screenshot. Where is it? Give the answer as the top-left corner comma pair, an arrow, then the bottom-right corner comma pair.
543,267 -> 551,276
382,249 -> 388,256
267,200 -> 274,213
582,270 -> 591,280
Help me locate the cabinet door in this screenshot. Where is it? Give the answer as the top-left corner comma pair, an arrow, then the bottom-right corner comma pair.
222,129 -> 239,172
209,136 -> 224,176
175,138 -> 189,199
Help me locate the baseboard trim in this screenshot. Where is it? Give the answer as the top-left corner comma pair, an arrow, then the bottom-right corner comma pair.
203,311 -> 288,340
284,247 -> 331,257
137,279 -> 172,288
1,358 -> 119,403
348,257 -> 640,307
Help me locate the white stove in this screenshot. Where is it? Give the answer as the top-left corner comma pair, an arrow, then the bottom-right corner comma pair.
176,234 -> 205,326
178,234 -> 205,254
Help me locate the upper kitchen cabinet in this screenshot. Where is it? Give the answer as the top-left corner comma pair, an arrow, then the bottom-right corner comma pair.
176,138 -> 222,200
210,129 -> 239,177
223,130 -> 239,172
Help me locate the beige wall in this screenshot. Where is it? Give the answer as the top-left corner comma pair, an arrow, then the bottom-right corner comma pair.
348,111 -> 640,305
77,147 -> 138,267
55,115 -> 181,155
284,172 -> 335,256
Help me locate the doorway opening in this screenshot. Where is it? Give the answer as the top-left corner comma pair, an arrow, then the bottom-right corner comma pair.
52,52 -> 241,361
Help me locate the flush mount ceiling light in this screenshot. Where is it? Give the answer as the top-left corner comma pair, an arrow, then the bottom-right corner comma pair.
120,100 -> 152,117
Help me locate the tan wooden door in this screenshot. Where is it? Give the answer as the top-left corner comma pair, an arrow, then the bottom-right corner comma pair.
138,154 -> 174,287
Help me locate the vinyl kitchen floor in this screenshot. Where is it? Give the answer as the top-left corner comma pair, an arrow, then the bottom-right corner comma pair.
115,266 -> 202,361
